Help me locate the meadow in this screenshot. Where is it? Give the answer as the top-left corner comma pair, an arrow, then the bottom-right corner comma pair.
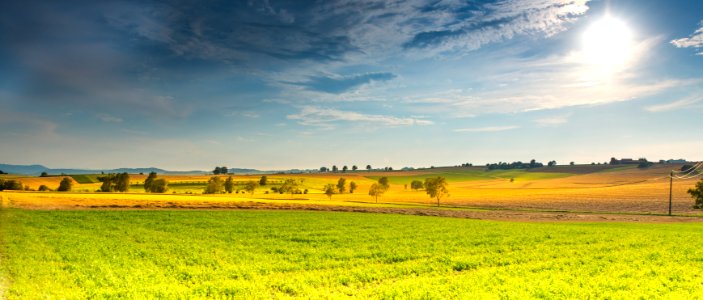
2,209 -> 703,299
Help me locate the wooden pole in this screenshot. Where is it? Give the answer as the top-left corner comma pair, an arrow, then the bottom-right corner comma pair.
669,171 -> 673,216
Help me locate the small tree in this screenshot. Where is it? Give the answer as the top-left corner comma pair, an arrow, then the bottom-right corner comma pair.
38,185 -> 51,191
57,177 -> 73,192
40,171 -> 49,177
224,176 -> 235,193
244,180 -> 258,196
425,177 -> 449,207
378,177 -> 390,191
151,179 -> 168,193
332,165 -> 338,172
337,178 -> 346,193
259,175 -> 268,186
324,183 -> 336,200
116,173 -> 130,192
349,181 -> 357,193
366,165 -> 372,171
342,165 -> 348,172
144,172 -> 157,192
410,180 -> 424,190
352,165 -> 358,171
204,176 -> 224,194
368,183 -> 385,203
689,178 -> 703,209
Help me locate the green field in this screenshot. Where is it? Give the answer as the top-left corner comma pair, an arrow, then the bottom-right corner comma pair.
2,209 -> 703,298
69,174 -> 99,184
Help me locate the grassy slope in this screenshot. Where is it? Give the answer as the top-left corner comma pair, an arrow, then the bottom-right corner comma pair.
2,209 -> 703,299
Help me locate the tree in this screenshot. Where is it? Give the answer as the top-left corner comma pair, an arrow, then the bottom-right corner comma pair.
244,180 -> 258,196
342,165 -> 348,173
204,176 -> 224,194
349,181 -> 357,193
151,179 -> 168,193
57,177 -> 73,192
116,173 -> 130,192
323,184 -> 336,200
547,160 -> 557,167
0,169 -> 5,174
320,167 -> 328,172
38,185 -> 51,192
689,178 -> 703,209
332,165 -> 338,172
144,172 -> 157,192
352,165 -> 358,171
259,175 -> 268,186
337,178 -> 346,193
378,177 -> 390,190
366,165 -> 372,171
40,171 -> 49,177
368,183 -> 385,203
425,177 -> 449,207
411,180 -> 424,190
570,161 -> 575,166
97,173 -> 128,192
224,176 -> 235,193
213,166 -> 228,175
279,179 -> 301,195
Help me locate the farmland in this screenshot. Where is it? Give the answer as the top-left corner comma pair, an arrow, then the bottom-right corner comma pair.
3,164 -> 701,216
2,164 -> 703,298
2,209 -> 703,299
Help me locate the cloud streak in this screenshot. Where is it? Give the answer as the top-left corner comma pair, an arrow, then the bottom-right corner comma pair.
645,95 -> 703,112
287,106 -> 433,127
453,126 -> 519,133
671,21 -> 703,54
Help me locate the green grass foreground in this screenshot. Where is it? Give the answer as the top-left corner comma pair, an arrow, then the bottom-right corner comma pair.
1,209 -> 703,299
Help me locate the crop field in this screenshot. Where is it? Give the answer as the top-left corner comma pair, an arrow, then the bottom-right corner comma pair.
2,209 -> 703,299
3,164 -> 701,216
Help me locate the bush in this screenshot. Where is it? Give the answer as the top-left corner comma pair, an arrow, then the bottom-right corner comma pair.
38,185 -> 51,191
57,177 -> 73,192
689,178 -> 703,209
0,179 -> 23,191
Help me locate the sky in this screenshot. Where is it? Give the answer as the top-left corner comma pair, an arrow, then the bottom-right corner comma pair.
1,0 -> 702,171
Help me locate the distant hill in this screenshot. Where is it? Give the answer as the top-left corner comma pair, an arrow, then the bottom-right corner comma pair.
0,164 -> 261,176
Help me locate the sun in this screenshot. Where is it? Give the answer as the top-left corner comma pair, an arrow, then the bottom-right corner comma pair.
581,16 -> 633,69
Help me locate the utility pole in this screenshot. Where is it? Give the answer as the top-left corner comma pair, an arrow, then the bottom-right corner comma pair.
669,171 -> 673,216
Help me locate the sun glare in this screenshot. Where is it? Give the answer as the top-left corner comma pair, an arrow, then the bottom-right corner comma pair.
582,16 -> 633,70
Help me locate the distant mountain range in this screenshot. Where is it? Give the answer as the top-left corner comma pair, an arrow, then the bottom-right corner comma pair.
0,164 -> 263,176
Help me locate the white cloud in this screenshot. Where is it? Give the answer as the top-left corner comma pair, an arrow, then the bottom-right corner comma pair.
645,95 -> 703,112
534,114 -> 570,126
287,106 -> 433,127
96,113 -> 123,123
671,21 -> 703,49
453,126 -> 519,133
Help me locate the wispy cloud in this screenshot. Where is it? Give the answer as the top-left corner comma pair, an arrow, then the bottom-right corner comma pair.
290,72 -> 396,94
287,106 -> 433,127
96,113 -> 123,123
645,95 -> 703,112
534,114 -> 570,126
453,126 -> 519,133
671,21 -> 703,54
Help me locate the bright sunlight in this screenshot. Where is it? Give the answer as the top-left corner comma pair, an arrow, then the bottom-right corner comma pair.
582,16 -> 633,70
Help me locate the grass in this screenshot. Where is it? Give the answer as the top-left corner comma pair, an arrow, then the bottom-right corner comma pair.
2,209 -> 703,299
69,174 -> 99,184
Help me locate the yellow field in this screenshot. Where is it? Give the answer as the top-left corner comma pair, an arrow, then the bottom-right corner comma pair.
2,164 -> 700,218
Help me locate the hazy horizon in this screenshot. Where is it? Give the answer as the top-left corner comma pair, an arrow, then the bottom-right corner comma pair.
2,0 -> 702,170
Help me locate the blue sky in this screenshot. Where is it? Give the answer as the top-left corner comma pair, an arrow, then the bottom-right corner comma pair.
1,0 -> 702,170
